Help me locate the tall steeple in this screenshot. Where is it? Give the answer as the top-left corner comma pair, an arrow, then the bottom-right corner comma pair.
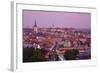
34,19 -> 37,27
33,19 -> 38,33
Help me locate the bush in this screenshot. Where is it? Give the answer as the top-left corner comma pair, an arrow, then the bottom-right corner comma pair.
23,47 -> 35,62
32,49 -> 47,62
64,49 -> 79,60
23,47 -> 47,62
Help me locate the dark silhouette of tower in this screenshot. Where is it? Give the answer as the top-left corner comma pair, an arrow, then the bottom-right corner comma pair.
33,19 -> 38,33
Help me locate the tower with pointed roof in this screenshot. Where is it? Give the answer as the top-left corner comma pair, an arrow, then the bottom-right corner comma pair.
33,19 -> 38,33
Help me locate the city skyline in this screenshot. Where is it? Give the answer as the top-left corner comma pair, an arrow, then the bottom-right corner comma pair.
23,10 -> 91,29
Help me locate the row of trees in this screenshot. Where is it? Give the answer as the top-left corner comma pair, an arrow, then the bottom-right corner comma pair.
23,47 -> 79,62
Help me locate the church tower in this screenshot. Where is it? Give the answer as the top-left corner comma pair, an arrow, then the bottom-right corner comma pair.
33,19 -> 38,33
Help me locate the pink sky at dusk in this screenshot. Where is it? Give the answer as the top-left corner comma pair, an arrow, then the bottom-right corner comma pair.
23,10 -> 91,29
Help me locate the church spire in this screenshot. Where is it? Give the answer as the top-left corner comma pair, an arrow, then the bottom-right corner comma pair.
33,19 -> 38,33
34,19 -> 37,27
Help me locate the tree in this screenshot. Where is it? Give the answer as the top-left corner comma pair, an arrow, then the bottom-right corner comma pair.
32,49 -> 47,62
64,49 -> 79,60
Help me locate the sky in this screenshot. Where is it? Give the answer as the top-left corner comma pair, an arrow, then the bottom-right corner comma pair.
23,10 -> 91,29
